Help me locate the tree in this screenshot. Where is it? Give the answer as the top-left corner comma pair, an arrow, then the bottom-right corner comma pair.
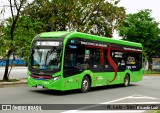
1,0 -> 26,81
0,0 -> 126,81
24,0 -> 125,37
1,14 -> 44,67
13,15 -> 44,65
118,9 -> 160,60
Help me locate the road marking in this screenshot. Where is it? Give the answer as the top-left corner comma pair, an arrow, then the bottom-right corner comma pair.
100,95 -> 133,104
128,94 -> 159,100
133,94 -> 160,100
61,95 -> 134,113
62,94 -> 160,113
63,110 -> 144,113
143,76 -> 151,79
62,95 -> 135,113
102,102 -> 160,104
66,110 -> 144,113
0,69 -> 27,71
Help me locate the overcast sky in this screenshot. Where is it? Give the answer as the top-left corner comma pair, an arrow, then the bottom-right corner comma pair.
0,0 -> 160,38
118,0 -> 160,22
114,0 -> 160,39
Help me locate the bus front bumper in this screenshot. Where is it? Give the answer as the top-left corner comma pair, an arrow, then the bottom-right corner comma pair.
28,76 -> 62,91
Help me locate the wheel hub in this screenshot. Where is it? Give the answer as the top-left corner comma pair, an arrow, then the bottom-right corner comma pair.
83,80 -> 88,90
125,78 -> 129,85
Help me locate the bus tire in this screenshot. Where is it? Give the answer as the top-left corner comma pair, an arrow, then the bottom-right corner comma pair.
81,76 -> 91,93
123,74 -> 130,87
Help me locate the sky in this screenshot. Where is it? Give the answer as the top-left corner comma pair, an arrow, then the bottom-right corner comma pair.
118,0 -> 160,22
0,0 -> 160,38
113,0 -> 160,39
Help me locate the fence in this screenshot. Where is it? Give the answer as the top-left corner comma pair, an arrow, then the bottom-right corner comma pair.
143,58 -> 160,74
143,70 -> 160,74
0,59 -> 26,66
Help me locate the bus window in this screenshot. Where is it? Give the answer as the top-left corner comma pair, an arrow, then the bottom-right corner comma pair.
84,48 -> 104,71
63,44 -> 86,77
111,50 -> 142,71
93,49 -> 100,68
104,50 -> 114,72
65,54 -> 77,67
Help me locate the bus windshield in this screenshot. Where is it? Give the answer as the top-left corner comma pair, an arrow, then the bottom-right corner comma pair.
30,47 -> 62,70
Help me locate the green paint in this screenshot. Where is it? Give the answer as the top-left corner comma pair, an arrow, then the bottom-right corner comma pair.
28,31 -> 143,91
40,31 -> 70,38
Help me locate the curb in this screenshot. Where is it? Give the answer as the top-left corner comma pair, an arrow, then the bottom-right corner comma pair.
0,67 -> 28,70
0,74 -> 159,86
0,79 -> 27,85
143,74 -> 160,76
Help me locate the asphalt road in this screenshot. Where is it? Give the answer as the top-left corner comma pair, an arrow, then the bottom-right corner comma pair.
0,67 -> 27,80
0,76 -> 160,113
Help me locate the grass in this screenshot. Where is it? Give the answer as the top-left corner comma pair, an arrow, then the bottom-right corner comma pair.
153,110 -> 160,113
143,70 -> 160,74
0,79 -> 19,82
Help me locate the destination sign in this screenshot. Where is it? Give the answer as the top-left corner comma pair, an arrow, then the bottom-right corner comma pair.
36,41 -> 60,46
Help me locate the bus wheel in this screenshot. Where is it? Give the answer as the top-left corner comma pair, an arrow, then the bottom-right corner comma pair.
81,76 -> 91,93
123,74 -> 130,87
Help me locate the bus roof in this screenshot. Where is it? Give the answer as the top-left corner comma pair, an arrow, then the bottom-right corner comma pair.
40,31 -> 70,38
39,31 -> 142,48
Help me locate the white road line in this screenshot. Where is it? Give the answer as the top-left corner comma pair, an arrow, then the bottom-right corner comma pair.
128,97 -> 159,99
102,102 -> 160,104
62,110 -> 144,113
67,110 -> 144,113
62,110 -> 78,113
129,94 -> 160,100
143,76 -> 151,79
61,94 -> 160,113
61,95 -> 138,113
101,95 -> 134,104
0,70 -> 27,71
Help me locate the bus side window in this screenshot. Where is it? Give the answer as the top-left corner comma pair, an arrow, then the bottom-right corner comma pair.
104,50 -> 114,71
77,54 -> 84,64
64,44 -> 77,69
93,49 -> 100,68
85,48 -> 101,69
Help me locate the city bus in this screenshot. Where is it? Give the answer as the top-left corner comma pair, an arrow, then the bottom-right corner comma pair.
27,31 -> 143,93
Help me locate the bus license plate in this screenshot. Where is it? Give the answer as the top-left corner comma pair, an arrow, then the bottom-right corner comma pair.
37,85 -> 43,89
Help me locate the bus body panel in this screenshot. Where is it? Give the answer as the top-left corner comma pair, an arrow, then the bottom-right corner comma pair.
28,71 -> 64,91
28,69 -> 143,91
28,31 -> 143,92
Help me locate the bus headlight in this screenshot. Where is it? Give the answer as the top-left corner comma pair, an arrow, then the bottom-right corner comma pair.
53,76 -> 60,81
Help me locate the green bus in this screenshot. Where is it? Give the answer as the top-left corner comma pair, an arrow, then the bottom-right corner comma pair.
28,31 -> 143,93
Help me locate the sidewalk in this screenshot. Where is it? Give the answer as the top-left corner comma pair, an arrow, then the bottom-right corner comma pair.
0,74 -> 159,86
0,66 -> 28,70
144,74 -> 160,76
0,78 -> 27,86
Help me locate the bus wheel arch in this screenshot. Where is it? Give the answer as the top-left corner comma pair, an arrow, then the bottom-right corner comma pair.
81,74 -> 91,93
123,73 -> 130,87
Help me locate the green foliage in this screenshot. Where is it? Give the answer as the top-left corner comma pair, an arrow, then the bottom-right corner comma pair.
13,16 -> 44,61
24,0 -> 125,37
0,0 -> 125,62
0,15 -> 44,62
118,9 -> 160,58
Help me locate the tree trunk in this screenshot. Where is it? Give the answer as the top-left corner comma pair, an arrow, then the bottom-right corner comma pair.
3,50 -> 12,81
148,57 -> 152,71
25,58 -> 28,67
